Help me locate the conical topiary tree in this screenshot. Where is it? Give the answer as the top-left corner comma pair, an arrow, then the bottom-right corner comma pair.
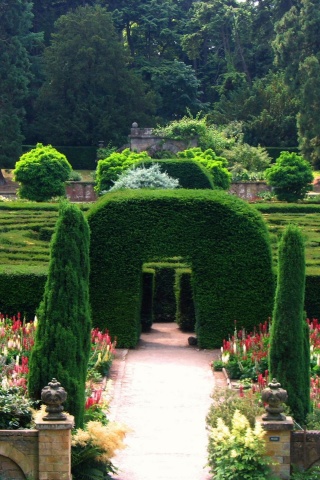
28,201 -> 91,428
269,224 -> 310,425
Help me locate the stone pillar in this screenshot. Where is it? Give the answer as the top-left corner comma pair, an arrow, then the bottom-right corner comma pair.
258,416 -> 293,479
35,415 -> 74,480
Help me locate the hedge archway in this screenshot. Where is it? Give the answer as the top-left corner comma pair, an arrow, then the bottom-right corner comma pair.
87,189 -> 274,348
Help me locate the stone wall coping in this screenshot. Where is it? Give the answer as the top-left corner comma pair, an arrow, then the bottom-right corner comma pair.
0,430 -> 38,437
35,415 -> 74,430
258,416 -> 294,431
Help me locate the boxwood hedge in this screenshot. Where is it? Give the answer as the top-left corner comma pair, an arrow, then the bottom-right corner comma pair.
134,159 -> 214,189
87,189 -> 274,348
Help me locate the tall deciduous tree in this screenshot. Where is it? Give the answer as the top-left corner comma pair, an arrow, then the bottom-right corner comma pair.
0,0 -> 35,178
269,224 -> 310,425
28,201 -> 91,428
273,0 -> 320,165
32,5 -> 155,146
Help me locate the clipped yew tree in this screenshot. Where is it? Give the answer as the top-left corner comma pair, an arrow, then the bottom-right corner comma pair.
14,143 -> 72,201
28,201 -> 91,428
87,189 -> 274,348
269,224 -> 310,425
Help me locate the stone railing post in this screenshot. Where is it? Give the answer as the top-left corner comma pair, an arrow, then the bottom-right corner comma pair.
257,378 -> 294,480
35,378 -> 74,480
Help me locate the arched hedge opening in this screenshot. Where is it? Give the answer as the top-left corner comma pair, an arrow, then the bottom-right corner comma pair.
87,189 -> 274,348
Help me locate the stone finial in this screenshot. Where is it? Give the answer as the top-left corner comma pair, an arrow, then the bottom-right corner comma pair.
41,378 -> 67,421
261,378 -> 288,421
132,122 -> 138,128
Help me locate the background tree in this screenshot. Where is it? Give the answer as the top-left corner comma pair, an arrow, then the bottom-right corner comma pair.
28,201 -> 91,428
269,224 -> 310,425
273,0 -> 320,165
14,143 -> 72,201
31,5 -> 156,146
265,151 -> 313,202
0,0 -> 36,181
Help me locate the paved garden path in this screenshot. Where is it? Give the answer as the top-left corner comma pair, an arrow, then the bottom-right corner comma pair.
108,323 -> 224,480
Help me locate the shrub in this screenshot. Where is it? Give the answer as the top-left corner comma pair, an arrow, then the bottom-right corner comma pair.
177,148 -> 231,190
109,163 -> 179,191
207,410 -> 273,480
134,159 -> 214,189
68,171 -> 82,181
14,143 -> 72,202
0,386 -> 36,429
28,201 -> 91,428
95,148 -> 151,193
71,420 -> 128,480
223,142 -> 271,171
265,151 -> 314,202
206,387 -> 264,430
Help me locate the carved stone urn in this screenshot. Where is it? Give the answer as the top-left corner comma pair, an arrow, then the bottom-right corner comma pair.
261,378 -> 288,421
41,378 -> 67,421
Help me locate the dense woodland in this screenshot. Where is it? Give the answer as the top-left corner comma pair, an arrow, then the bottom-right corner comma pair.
2,0 -> 320,168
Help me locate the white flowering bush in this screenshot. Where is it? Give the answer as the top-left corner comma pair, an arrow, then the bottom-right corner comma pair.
109,163 -> 180,191
207,410 -> 274,480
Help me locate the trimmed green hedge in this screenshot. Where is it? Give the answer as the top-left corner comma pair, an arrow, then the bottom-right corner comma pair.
254,204 -> 320,214
22,145 -> 97,170
0,268 -> 47,319
141,269 -> 154,332
87,189 -> 274,348
153,266 -> 177,322
134,159 -> 214,189
305,275 -> 320,319
175,269 -> 196,332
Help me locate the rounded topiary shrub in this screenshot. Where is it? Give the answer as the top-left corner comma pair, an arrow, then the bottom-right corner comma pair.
14,143 -> 72,202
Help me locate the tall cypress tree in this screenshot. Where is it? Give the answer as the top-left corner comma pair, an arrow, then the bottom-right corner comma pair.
269,224 -> 310,425
28,201 -> 91,428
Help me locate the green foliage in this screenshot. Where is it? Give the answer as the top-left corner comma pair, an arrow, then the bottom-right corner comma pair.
269,224 -> 310,425
23,146 -> 98,170
290,465 -> 320,480
141,270 -> 154,332
153,266 -> 176,322
95,149 -> 151,193
0,270 -> 46,321
207,410 -> 273,480
154,114 -> 233,154
0,386 -> 36,429
69,171 -> 83,181
147,60 -> 205,120
223,143 -> 271,172
14,143 -> 72,201
28,201 -> 91,428
87,189 -> 274,348
31,5 -> 155,146
265,151 -> 314,202
175,269 -> 195,332
177,147 -> 231,190
135,159 -> 214,189
0,0 -> 38,168
109,164 -> 180,191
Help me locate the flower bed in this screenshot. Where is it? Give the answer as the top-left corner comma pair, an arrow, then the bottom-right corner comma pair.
0,312 -> 116,426
212,318 -> 320,411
